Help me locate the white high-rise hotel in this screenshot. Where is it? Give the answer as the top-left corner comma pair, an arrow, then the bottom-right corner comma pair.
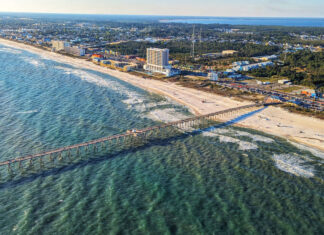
144,48 -> 172,76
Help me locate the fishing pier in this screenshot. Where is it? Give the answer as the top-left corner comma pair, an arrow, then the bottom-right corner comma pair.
0,103 -> 271,180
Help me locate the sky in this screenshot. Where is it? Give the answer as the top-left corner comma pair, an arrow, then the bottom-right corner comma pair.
1,0 -> 324,17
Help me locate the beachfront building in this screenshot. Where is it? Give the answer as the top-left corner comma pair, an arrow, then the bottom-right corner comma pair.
51,40 -> 69,52
64,46 -> 86,56
144,48 -> 173,76
52,40 -> 85,56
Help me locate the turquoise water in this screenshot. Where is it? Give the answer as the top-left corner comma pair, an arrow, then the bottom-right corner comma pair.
0,43 -> 323,234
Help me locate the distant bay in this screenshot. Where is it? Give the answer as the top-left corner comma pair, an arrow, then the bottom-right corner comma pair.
1,13 -> 323,27
160,17 -> 324,27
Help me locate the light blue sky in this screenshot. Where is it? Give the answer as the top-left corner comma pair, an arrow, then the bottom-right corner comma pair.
1,0 -> 324,17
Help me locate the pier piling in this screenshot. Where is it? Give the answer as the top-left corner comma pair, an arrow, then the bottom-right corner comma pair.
0,104 -> 267,179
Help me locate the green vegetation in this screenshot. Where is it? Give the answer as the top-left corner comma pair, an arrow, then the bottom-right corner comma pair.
245,51 -> 324,89
106,40 -> 279,61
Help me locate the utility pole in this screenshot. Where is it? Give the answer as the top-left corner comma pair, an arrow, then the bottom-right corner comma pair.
191,25 -> 196,58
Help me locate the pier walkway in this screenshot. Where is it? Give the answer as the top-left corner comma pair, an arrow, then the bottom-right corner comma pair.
0,103 -> 273,178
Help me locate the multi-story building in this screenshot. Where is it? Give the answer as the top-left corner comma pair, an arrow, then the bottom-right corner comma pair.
52,40 -> 85,56
51,40 -> 67,51
64,46 -> 86,56
144,48 -> 172,76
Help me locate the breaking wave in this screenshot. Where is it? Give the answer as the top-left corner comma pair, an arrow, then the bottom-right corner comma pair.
55,66 -> 191,123
21,57 -> 45,67
0,47 -> 23,54
202,130 -> 258,150
55,66 -> 146,102
16,110 -> 38,114
145,108 -> 189,123
288,141 -> 324,160
55,66 -> 123,91
234,130 -> 274,143
272,154 -> 315,178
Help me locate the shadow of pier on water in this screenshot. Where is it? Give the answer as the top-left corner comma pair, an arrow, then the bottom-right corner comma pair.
0,107 -> 267,189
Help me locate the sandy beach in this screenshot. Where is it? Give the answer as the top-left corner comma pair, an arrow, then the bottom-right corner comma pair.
1,38 -> 324,151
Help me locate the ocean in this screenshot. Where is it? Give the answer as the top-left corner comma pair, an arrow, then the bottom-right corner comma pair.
0,43 -> 323,234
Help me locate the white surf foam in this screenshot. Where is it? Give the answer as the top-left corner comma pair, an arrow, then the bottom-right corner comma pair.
218,135 -> 258,150
126,103 -> 146,113
29,59 -> 44,67
56,66 -> 122,91
238,141 -> 259,151
122,97 -> 146,106
203,131 -> 258,150
234,130 -> 274,143
288,141 -> 324,160
56,66 -> 146,103
122,89 -> 146,103
0,47 -> 23,54
16,110 -> 38,114
56,66 -> 193,122
202,132 -> 219,138
272,154 -> 315,178
218,135 -> 240,144
145,108 -> 189,123
211,128 -> 232,134
130,101 -> 172,112
142,101 -> 169,109
21,57 -> 45,67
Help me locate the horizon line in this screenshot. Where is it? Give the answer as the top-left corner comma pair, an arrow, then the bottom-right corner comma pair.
0,11 -> 323,19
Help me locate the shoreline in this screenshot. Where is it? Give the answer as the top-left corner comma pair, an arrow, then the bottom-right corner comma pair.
1,38 -> 324,152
